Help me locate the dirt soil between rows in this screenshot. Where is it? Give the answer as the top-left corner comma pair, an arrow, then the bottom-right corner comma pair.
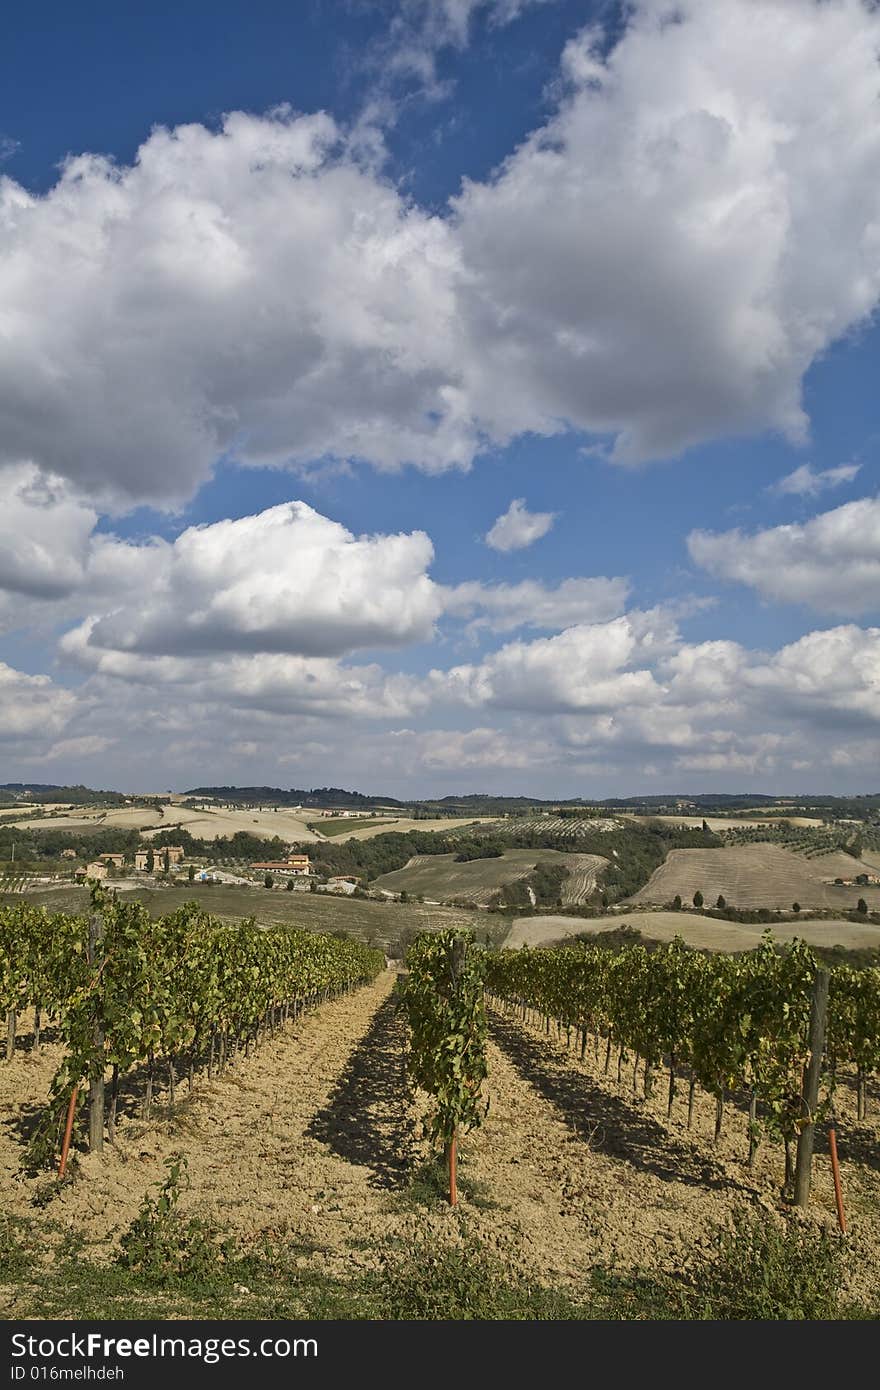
1,968 -> 879,1312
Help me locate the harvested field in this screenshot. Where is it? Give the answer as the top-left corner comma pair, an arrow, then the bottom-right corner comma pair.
6,802 -> 329,842
374,849 -> 607,906
332,816 -> 502,841
3,813 -> 115,833
4,806 -> 164,833
140,804 -> 325,842
307,816 -> 397,836
631,844 -> 880,910
502,910 -> 880,953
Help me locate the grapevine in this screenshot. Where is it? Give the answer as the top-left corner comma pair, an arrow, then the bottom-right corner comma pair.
397,929 -> 488,1204
0,888 -> 384,1170
484,934 -> 877,1199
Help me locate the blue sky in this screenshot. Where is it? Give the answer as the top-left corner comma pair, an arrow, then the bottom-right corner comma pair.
0,0 -> 878,796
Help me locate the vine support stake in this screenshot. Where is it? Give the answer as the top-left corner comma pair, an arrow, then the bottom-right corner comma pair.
447,1131 -> 458,1207
794,967 -> 830,1208
59,1084 -> 79,1179
828,1125 -> 846,1234
447,935 -> 466,1207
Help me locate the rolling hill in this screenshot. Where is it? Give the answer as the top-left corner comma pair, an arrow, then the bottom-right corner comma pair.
374,848 -> 607,906
630,843 -> 880,910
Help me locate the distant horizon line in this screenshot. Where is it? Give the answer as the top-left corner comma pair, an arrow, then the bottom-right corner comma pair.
2,781 -> 879,805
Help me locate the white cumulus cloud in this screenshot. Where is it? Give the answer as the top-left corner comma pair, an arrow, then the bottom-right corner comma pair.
0,464 -> 99,599
433,616 -> 664,713
484,498 -> 557,552
62,502 -> 443,660
0,110 -> 469,506
0,663 -> 75,740
453,0 -> 880,463
769,462 -> 862,497
2,2 -> 880,506
442,575 -> 630,631
688,497 -> 880,616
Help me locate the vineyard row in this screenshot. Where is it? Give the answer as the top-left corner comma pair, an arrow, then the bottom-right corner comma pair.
1,890 -> 385,1167
483,937 -> 879,1186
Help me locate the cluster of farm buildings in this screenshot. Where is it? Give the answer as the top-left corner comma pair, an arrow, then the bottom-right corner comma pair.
74,849 -> 318,884
70,850 -> 366,895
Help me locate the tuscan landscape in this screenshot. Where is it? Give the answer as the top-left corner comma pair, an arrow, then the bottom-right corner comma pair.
4,0 -> 880,1335
2,782 -> 880,1319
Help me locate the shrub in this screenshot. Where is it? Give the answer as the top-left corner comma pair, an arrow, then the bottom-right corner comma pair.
674,1209 -> 847,1321
116,1155 -> 238,1287
374,1238 -> 586,1320
0,1215 -> 33,1281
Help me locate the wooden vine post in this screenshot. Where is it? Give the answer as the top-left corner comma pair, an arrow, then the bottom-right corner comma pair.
87,911 -> 105,1154
446,935 -> 466,1206
794,967 -> 830,1208
58,1084 -> 79,1179
828,1124 -> 846,1233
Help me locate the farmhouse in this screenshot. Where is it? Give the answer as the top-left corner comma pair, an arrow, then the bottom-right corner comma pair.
161,846 -> 185,864
99,853 -> 125,868
76,861 -> 108,882
252,854 -> 310,873
253,854 -> 311,874
134,851 -> 149,871
61,848 -> 77,859
325,876 -> 358,895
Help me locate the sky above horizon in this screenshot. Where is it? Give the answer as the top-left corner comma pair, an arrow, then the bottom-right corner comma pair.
1,0 -> 879,798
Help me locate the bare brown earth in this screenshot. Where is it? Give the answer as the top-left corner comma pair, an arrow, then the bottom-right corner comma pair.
632,844 -> 880,911
504,910 -> 880,952
2,970 -> 878,1314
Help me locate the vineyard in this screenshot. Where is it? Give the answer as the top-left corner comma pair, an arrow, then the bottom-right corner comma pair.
483,937 -> 880,1182
2,911 -> 880,1319
1,880 -> 490,955
506,815 -> 621,840
723,823 -> 880,858
0,889 -> 383,1169
394,928 -> 879,1212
